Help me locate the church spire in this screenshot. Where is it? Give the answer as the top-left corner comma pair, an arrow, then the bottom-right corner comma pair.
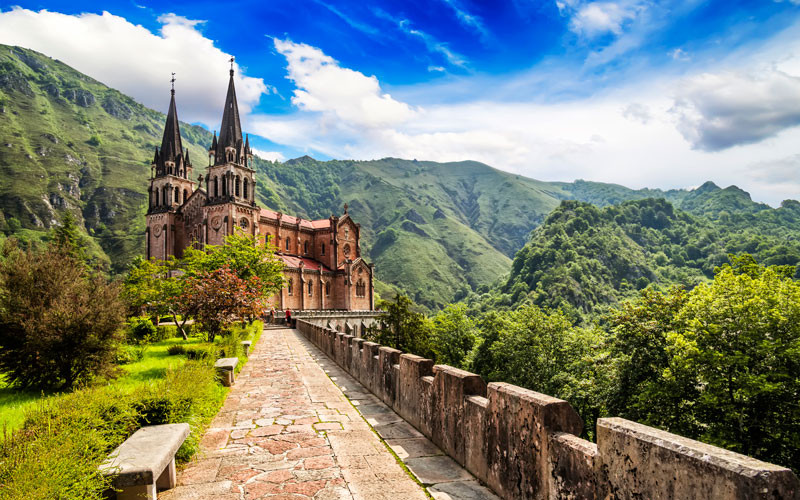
215,59 -> 243,165
157,75 -> 184,176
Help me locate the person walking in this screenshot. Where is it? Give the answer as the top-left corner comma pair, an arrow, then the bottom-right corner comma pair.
285,308 -> 292,327
269,307 -> 276,325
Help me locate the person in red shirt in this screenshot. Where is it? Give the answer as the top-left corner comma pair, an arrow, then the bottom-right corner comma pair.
285,308 -> 292,327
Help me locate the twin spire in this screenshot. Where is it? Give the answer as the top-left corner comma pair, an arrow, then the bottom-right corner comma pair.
154,61 -> 252,179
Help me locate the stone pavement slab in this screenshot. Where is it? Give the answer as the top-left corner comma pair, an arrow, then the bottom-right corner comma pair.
161,328 -> 427,500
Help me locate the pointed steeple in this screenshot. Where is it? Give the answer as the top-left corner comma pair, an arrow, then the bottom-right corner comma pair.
215,67 -> 243,165
157,84 -> 184,175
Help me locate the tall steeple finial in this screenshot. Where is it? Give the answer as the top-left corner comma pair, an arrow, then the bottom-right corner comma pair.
229,56 -> 235,76
215,62 -> 244,165
170,72 -> 176,95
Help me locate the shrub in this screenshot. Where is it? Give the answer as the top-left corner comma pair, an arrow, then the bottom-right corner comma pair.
0,362 -> 225,497
127,317 -> 156,343
0,240 -> 126,390
155,325 -> 177,341
185,346 -> 216,361
166,345 -> 186,356
115,344 -> 144,364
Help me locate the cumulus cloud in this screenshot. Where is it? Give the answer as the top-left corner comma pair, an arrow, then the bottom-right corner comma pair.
251,148 -> 286,162
0,8 -> 267,128
622,102 -> 652,124
672,69 -> 800,151
272,38 -> 415,128
560,1 -> 645,38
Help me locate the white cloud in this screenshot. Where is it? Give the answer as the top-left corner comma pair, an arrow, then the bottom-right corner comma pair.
0,8 -> 267,129
251,148 -> 286,162
564,1 -> 645,38
272,38 -> 416,128
439,0 -> 491,44
672,69 -> 800,151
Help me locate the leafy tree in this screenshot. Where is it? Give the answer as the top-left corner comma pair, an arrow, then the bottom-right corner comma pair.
122,257 -> 189,339
182,232 -> 284,296
179,266 -> 266,342
670,255 -> 800,467
430,303 -> 476,369
0,239 -> 125,389
367,294 -> 434,359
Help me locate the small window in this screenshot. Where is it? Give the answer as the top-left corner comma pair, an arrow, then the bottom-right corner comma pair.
321,243 -> 326,255
243,178 -> 249,200
184,189 -> 188,202
308,281 -> 313,296
285,237 -> 290,251
287,278 -> 293,295
303,241 -> 308,254
325,281 -> 330,296
356,279 -> 366,298
174,187 -> 180,204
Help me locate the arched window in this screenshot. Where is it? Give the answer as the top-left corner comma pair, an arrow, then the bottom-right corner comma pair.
162,186 -> 168,205
356,279 -> 366,298
325,281 -> 330,296
321,243 -> 326,255
184,189 -> 189,202
287,278 -> 293,295
308,281 -> 313,296
303,241 -> 308,254
214,176 -> 219,197
243,178 -> 249,200
285,237 -> 290,251
174,186 -> 180,204
222,176 -> 227,196
235,176 -> 240,197
155,189 -> 159,206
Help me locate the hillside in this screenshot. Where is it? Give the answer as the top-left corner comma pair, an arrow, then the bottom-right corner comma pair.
0,44 -> 211,269
470,197 -> 800,320
2,43 -> 799,311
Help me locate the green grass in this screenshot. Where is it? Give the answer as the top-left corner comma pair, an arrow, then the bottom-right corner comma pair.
0,321 -> 264,434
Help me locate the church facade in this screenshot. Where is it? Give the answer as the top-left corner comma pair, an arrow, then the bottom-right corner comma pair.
145,68 -> 374,311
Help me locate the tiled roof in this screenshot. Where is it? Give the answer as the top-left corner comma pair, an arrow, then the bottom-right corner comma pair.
279,254 -> 332,272
259,209 -> 331,230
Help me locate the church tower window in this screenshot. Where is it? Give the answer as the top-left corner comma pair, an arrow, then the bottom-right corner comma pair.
243,178 -> 249,200
308,281 -> 313,296
303,241 -> 308,254
325,281 -> 330,296
356,279 -> 366,298
175,186 -> 180,204
235,176 -> 240,197
184,189 -> 189,203
214,176 -> 219,197
321,243 -> 325,255
285,237 -> 290,251
287,278 -> 293,295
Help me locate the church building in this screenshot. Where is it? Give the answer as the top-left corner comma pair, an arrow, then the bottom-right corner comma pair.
145,67 -> 374,311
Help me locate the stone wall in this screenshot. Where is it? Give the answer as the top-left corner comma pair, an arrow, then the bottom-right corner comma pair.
294,311 -> 381,338
296,319 -> 800,500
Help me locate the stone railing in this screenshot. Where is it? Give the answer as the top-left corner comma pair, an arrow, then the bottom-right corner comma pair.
293,310 -> 381,337
296,319 -> 800,500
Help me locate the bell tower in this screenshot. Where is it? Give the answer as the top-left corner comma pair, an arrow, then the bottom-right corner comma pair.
203,60 -> 258,245
145,76 -> 195,260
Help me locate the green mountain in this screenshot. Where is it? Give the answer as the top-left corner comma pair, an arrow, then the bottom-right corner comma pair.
472,196 -> 800,320
2,44 -> 799,312
0,44 -> 211,269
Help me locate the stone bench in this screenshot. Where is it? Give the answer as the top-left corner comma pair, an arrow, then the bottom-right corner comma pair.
101,423 -> 189,500
215,357 -> 238,386
241,340 -> 252,356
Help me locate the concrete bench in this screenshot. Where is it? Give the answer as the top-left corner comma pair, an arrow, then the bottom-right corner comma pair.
101,423 -> 189,500
241,340 -> 252,356
215,357 -> 238,386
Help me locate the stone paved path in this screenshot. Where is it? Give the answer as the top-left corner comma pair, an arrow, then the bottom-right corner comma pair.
161,328 -> 428,500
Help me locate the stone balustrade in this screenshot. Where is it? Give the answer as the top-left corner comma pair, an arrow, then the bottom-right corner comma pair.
296,319 -> 800,500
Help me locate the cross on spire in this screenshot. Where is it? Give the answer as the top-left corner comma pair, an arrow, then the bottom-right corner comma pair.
170,72 -> 176,95
229,56 -> 235,75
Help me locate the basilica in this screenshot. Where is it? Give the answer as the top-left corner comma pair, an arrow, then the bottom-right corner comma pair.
145,67 -> 374,311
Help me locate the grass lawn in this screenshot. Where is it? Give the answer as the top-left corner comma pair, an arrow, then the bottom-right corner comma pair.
0,324 -> 262,434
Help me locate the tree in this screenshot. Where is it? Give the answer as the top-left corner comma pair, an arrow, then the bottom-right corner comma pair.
179,266 -> 266,342
671,255 -> 800,467
367,295 -> 434,359
0,240 -> 125,390
51,211 -> 87,263
122,257 -> 190,339
430,303 -> 476,369
182,233 -> 284,296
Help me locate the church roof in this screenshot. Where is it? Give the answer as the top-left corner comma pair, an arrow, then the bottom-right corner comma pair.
259,208 -> 331,230
279,254 -> 332,272
215,69 -> 243,164
156,89 -> 185,172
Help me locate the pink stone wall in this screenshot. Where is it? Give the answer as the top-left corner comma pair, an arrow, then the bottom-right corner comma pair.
296,319 -> 800,500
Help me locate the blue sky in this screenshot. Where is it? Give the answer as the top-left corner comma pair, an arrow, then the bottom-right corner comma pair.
2,1 -> 800,204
